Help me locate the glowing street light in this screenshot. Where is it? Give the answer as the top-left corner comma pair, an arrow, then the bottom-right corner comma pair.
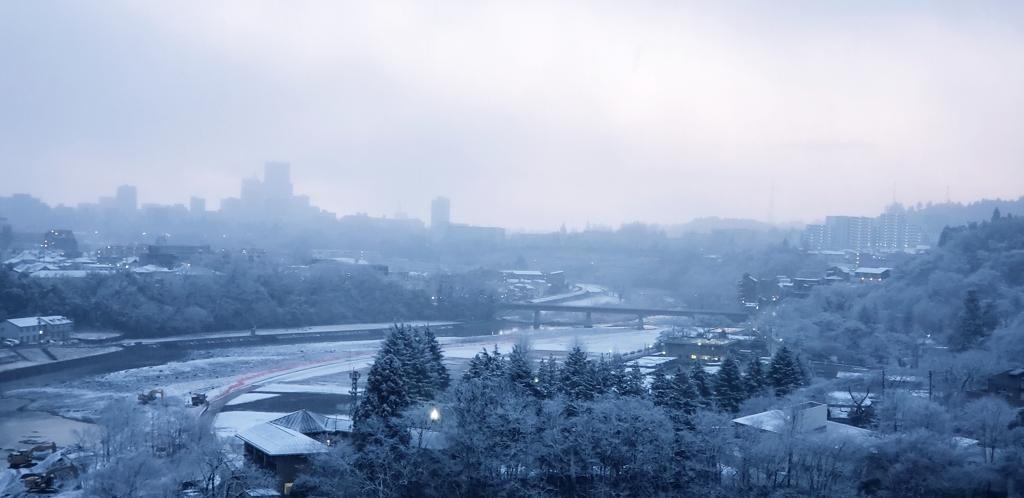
429,408 -> 440,421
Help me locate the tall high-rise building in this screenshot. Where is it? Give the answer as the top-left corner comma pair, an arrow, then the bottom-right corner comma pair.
264,162 -> 293,199
803,213 -> 927,252
240,177 -> 264,203
905,224 -> 924,248
190,197 -> 206,213
431,197 -> 450,229
824,216 -> 874,252
115,185 -> 137,212
801,224 -> 830,251
874,213 -> 906,249
220,161 -> 328,222
874,213 -> 925,250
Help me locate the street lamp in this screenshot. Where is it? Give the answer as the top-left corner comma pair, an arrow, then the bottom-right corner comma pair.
429,407 -> 440,421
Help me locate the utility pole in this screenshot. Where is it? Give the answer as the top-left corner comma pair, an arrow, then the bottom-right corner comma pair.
349,369 -> 361,417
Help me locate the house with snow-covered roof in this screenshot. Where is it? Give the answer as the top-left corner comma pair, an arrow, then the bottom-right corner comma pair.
268,409 -> 352,437
237,421 -> 330,495
853,267 -> 891,282
732,401 -> 873,441
236,410 -> 351,495
0,316 -> 74,344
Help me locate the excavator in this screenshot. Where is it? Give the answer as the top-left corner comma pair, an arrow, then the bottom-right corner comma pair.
138,389 -> 164,404
20,462 -> 79,493
7,442 -> 56,468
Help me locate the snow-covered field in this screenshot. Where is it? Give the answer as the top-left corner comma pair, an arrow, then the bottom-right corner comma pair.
225,393 -> 280,406
439,325 -> 664,360
5,322 -> 673,451
208,323 -> 670,441
0,321 -> 678,497
256,383 -> 351,395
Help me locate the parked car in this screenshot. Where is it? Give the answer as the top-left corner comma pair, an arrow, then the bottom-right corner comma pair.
3,338 -> 19,347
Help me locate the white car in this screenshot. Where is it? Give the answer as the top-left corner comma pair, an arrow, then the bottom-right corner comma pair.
2,338 -> 19,347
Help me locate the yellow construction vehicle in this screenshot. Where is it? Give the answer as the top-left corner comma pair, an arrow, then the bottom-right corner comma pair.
6,442 -> 56,469
20,462 -> 79,493
138,389 -> 164,404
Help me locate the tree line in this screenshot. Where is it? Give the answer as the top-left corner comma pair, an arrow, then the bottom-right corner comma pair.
0,261 -> 495,338
295,326 -> 976,498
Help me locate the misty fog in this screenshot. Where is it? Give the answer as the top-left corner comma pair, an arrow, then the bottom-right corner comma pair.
2,2 -> 1024,498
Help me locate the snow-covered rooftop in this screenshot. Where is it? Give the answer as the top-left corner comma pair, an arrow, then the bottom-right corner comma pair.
6,317 -> 41,328
40,316 -> 72,325
236,422 -> 329,456
132,264 -> 173,274
269,409 -> 353,435
854,267 -> 892,274
633,356 -> 675,369
2,316 -> 73,328
32,270 -> 89,278
733,404 -> 873,441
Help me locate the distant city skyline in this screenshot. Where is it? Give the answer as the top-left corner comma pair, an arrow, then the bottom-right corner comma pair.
2,168 -> 1020,232
2,3 -> 1023,231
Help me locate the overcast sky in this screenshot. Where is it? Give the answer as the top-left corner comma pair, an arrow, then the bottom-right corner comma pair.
1,2 -> 1022,231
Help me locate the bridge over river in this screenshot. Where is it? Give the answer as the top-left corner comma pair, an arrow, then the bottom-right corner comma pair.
496,303 -> 750,329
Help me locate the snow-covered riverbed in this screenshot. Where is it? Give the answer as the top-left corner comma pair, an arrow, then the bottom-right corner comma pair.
3,322 -> 670,457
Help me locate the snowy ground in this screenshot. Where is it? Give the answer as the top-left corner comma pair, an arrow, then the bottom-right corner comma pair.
0,320 -> 677,496
5,321 -> 674,460
439,325 -> 664,360
225,393 -> 280,406
255,383 -> 352,395
207,323 -> 670,443
70,331 -> 123,341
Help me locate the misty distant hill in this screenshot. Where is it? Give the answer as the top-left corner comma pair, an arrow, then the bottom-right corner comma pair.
903,196 -> 1024,228
659,217 -> 802,237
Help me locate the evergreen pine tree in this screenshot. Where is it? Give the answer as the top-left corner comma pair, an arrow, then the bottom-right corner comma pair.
673,368 -> 705,414
463,346 -> 505,381
649,368 -> 673,408
743,358 -> 770,397
354,352 -> 410,424
463,348 -> 488,381
378,324 -> 437,401
594,355 -> 619,395
605,355 -> 628,394
619,362 -> 647,398
536,354 -> 561,399
379,324 -> 413,365
690,359 -> 713,399
768,346 -> 804,397
408,329 -> 436,401
949,289 -> 990,352
560,346 -> 599,401
422,327 -> 450,392
793,351 -> 809,387
506,343 -> 536,395
714,356 -> 745,413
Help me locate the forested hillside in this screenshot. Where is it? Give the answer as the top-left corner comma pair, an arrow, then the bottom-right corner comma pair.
0,263 -> 495,337
775,212 -> 1024,373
